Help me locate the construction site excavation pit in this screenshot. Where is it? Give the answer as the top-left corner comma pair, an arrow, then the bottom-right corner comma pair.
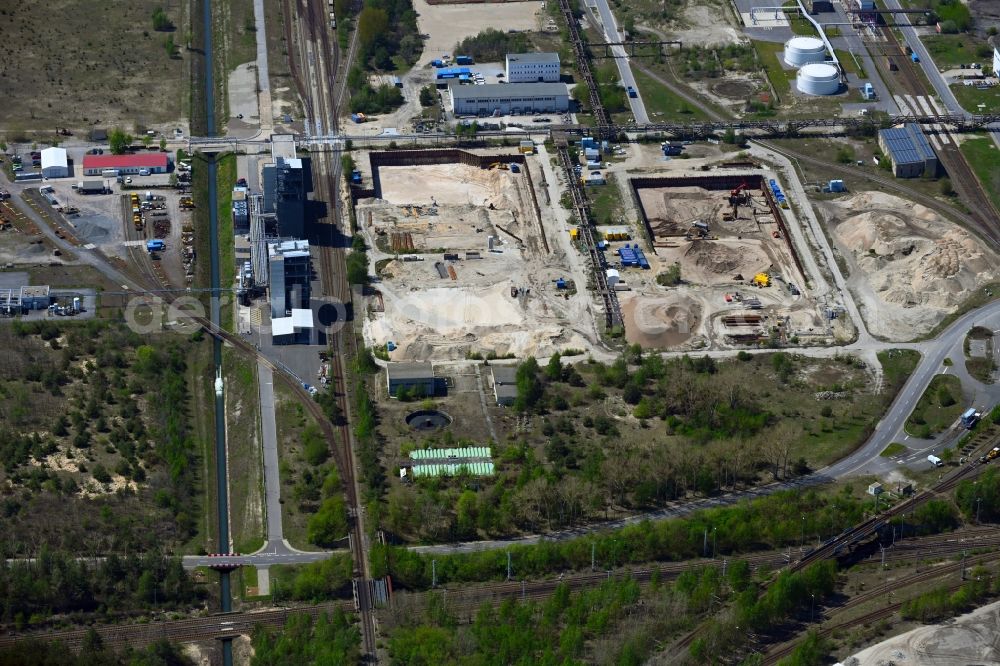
358,149 -> 593,361
626,173 -> 845,348
406,409 -> 453,431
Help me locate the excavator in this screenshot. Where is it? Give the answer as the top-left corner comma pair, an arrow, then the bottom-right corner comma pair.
727,182 -> 752,220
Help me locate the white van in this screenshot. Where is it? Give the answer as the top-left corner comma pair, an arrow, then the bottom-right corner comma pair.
927,455 -> 943,467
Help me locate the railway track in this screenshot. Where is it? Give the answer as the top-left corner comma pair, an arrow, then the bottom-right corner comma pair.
762,549 -> 1000,664
874,25 -> 1000,241
287,0 -> 379,658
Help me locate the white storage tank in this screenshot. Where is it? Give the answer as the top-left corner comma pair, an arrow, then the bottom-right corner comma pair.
606,268 -> 620,288
783,36 -> 827,67
797,63 -> 840,95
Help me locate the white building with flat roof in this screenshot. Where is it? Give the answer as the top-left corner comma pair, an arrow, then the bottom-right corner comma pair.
505,52 -> 561,83
450,82 -> 569,116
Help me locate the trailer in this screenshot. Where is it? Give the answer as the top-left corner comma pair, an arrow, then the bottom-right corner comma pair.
146,239 -> 165,252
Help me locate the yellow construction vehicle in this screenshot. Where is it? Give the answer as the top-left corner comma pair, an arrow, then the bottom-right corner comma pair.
752,273 -> 770,287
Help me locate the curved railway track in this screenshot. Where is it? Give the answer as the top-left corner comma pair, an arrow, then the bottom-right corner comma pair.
762,549 -> 1000,664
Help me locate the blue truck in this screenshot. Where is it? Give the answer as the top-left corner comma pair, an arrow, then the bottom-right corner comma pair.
626,85 -> 637,98
961,407 -> 979,429
146,239 -> 165,252
911,52 -> 920,63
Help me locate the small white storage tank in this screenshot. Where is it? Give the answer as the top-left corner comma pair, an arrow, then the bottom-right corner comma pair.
783,36 -> 826,67
606,268 -> 620,288
797,63 -> 840,95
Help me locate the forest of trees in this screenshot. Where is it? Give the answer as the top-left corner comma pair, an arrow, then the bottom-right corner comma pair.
251,610 -> 360,665
372,488 -> 867,590
0,550 -> 203,626
0,636 -> 193,666
271,555 -> 354,603
385,561 -> 839,665
453,29 -> 529,62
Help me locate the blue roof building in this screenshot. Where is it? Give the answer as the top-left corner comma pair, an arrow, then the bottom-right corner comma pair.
878,123 -> 938,178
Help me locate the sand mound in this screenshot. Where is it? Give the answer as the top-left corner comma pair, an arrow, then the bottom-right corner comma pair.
831,193 -> 998,338
622,294 -> 702,348
682,240 -> 771,278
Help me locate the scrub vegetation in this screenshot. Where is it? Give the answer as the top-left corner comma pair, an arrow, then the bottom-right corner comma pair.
0,321 -> 208,626
374,348 -> 915,544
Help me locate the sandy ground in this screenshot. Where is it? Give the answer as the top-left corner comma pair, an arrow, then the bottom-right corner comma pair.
622,171 -> 830,349
822,191 -> 998,341
361,158 -> 594,360
846,598 -> 1000,665
412,0 -> 545,68
674,3 -> 745,46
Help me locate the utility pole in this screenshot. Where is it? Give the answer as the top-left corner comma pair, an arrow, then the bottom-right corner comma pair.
880,544 -> 886,569
801,515 -> 806,548
977,497 -> 982,524
704,528 -> 708,558
810,593 -> 815,623
432,559 -> 437,588
506,551 -> 512,581
722,559 -> 728,578
962,550 -> 967,581
521,579 -> 525,600
591,542 -> 596,572
712,527 -> 718,560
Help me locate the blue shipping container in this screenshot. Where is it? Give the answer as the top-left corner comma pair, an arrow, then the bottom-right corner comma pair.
455,55 -> 473,65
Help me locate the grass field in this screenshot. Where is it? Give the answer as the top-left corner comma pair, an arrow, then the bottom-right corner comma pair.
632,68 -> 710,122
905,374 -> 964,437
753,40 -> 794,98
224,348 -> 266,555
835,50 -> 867,78
784,2 -> 817,36
0,1 -> 189,136
958,137 -> 1000,212
922,35 -> 993,68
952,84 -> 1000,114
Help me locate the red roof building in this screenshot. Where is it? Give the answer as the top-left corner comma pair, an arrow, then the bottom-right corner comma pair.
82,153 -> 170,176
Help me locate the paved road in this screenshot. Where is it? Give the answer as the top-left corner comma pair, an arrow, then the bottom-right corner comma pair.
881,0 -> 962,115
258,363 -> 285,546
589,0 -> 649,123
182,550 -> 339,568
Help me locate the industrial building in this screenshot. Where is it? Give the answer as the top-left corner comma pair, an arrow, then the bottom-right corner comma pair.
450,82 -> 569,116
232,188 -> 248,230
82,153 -> 170,176
878,123 -> 938,177
1,286 -> 51,314
490,365 -> 518,406
271,308 -> 314,345
505,52 -> 561,83
40,147 -> 68,179
261,156 -> 307,238
386,362 -> 436,398
268,238 -> 311,319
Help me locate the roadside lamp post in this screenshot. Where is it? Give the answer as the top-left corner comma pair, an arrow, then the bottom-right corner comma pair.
977,497 -> 982,524
810,593 -> 815,623
800,515 -> 806,548
712,528 -> 718,560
